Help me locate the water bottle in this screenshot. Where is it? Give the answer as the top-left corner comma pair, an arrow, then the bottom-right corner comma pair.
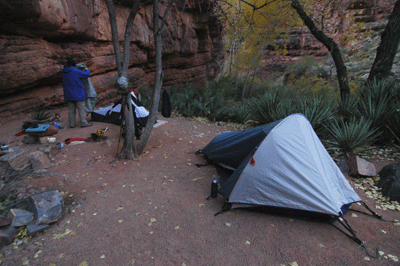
211,176 -> 218,198
60,142 -> 64,148
53,122 -> 60,130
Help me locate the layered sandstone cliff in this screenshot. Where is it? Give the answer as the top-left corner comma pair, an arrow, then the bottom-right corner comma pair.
260,0 -> 396,78
0,0 -> 222,118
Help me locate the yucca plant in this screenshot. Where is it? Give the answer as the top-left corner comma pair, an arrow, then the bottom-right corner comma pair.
336,95 -> 360,120
30,108 -> 51,121
247,91 -> 294,125
227,104 -> 251,124
324,117 -> 381,157
294,96 -> 336,136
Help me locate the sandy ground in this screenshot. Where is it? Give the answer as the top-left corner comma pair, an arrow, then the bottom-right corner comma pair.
0,107 -> 399,266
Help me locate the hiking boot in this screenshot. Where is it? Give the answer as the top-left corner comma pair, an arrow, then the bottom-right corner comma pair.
81,123 -> 92,128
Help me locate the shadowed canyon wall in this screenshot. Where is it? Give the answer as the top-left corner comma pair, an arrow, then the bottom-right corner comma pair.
259,0 -> 396,77
0,0 -> 222,118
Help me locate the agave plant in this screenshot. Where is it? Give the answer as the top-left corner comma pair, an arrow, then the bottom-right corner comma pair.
227,104 -> 251,124
30,109 -> 51,121
294,96 -> 336,136
324,117 -> 381,157
247,91 -> 294,125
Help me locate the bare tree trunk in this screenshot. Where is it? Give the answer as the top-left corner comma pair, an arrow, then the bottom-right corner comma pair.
118,94 -> 136,159
105,0 -> 141,159
368,0 -> 400,82
241,43 -> 266,100
291,0 -> 350,101
137,0 -> 176,154
105,0 -> 123,74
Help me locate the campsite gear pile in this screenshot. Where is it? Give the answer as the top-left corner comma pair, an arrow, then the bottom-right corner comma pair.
197,113 -> 385,258
91,91 -> 149,140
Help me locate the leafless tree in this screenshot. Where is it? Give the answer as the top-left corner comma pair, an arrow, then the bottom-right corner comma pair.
104,0 -> 175,159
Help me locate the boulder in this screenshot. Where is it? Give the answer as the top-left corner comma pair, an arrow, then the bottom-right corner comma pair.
348,156 -> 377,177
0,226 -> 18,246
0,147 -> 31,171
28,190 -> 63,225
29,150 -> 52,174
7,209 -> 34,227
377,163 -> 400,202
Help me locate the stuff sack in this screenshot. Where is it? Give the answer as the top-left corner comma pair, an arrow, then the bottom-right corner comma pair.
162,89 -> 171,118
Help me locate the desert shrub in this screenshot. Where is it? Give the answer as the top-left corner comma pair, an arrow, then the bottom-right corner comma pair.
355,79 -> 400,142
30,108 -> 51,121
324,117 -> 381,157
294,96 -> 336,136
247,91 -> 294,125
170,85 -> 225,119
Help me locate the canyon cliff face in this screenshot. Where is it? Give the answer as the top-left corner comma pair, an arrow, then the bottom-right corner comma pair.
260,0 -> 396,78
0,0 -> 222,118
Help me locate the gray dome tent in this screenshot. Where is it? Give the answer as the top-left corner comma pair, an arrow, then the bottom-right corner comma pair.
199,114 -> 383,257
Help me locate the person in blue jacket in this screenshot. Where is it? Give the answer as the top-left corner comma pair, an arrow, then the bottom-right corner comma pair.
61,58 -> 92,128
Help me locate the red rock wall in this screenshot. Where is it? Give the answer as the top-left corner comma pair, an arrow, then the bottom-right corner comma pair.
0,0 -> 221,118
258,0 -> 396,76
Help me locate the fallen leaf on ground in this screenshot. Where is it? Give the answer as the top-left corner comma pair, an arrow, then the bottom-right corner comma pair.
33,250 -> 42,258
21,257 -> 29,265
388,254 -> 399,262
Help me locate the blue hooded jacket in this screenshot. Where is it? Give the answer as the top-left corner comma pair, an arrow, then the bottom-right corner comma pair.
61,66 -> 91,101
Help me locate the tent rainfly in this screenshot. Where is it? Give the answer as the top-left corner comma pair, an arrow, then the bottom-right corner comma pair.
198,113 -> 383,258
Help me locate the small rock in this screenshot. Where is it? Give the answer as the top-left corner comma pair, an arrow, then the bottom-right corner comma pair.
0,226 -> 18,246
348,156 -> 377,177
7,209 -> 34,227
335,159 -> 349,175
0,215 -> 12,227
26,224 -> 49,236
29,150 -> 52,173
28,190 -> 63,225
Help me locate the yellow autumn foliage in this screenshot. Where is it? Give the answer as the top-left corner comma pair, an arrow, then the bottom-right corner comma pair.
221,0 -> 299,74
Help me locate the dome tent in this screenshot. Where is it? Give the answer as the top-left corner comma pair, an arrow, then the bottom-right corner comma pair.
199,113 -> 383,257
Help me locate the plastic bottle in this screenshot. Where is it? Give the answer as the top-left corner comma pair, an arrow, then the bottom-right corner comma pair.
53,122 -> 60,130
60,142 -> 64,148
211,176 -> 218,198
